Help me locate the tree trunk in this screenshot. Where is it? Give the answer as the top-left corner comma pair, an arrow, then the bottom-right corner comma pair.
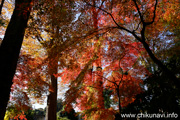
0,0 -> 32,119
45,55 -> 58,120
115,87 -> 122,120
45,74 -> 57,120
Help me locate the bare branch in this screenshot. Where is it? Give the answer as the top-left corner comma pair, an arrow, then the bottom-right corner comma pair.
132,0 -> 144,22
146,0 -> 158,25
97,0 -> 105,13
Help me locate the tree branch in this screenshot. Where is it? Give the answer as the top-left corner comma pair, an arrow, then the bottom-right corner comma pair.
146,0 -> 158,25
93,71 -> 118,86
132,0 -> 144,22
84,1 -> 133,34
97,0 -> 105,13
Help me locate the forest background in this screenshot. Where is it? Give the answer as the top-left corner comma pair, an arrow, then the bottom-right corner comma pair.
0,0 -> 180,120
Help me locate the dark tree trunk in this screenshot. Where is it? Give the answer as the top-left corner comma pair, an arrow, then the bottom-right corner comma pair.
45,55 -> 58,120
0,0 -> 32,119
45,74 -> 57,120
115,87 -> 122,120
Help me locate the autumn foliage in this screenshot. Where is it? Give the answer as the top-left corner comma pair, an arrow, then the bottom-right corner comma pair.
1,0 -> 180,119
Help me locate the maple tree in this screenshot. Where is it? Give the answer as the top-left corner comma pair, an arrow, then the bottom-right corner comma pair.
89,0 -> 180,88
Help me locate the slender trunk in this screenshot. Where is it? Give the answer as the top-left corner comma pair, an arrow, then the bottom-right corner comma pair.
45,74 -> 57,120
45,47 -> 58,120
0,0 -> 32,119
115,87 -> 122,120
0,0 -> 5,15
45,58 -> 58,120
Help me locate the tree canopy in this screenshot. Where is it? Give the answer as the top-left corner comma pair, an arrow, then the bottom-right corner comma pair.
0,0 -> 180,119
